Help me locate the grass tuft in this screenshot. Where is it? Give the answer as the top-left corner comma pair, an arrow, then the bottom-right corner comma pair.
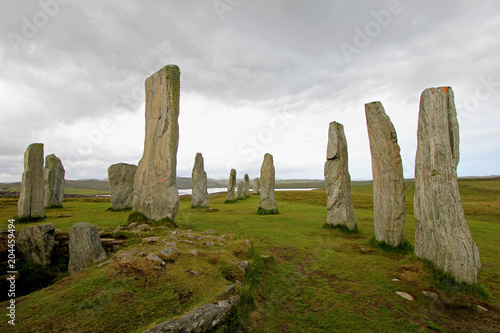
369,237 -> 414,254
106,207 -> 132,212
323,223 -> 360,234
127,211 -> 179,228
224,199 -> 238,204
256,207 -> 279,215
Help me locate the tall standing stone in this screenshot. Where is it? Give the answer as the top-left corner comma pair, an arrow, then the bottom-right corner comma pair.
324,122 -> 355,229
18,143 -> 45,219
191,153 -> 209,208
44,154 -> 65,208
243,174 -> 250,197
236,181 -> 244,199
133,65 -> 180,221
68,222 -> 106,274
253,178 -> 260,195
108,163 -> 137,210
414,87 -> 481,284
258,153 -> 278,213
225,169 -> 236,202
365,102 -> 405,246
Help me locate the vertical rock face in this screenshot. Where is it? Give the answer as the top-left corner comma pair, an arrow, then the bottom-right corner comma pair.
259,153 -> 278,212
133,65 -> 180,221
324,122 -> 355,229
253,178 -> 260,195
191,153 -> 209,208
17,223 -> 55,266
243,174 -> 250,197
414,87 -> 481,284
365,102 -> 405,246
18,143 -> 45,219
68,222 -> 106,274
108,163 -> 137,210
226,169 -> 237,201
236,181 -> 244,199
44,154 -> 65,208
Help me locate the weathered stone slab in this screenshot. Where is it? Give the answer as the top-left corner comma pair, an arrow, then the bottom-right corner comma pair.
225,169 -> 236,201
68,222 -> 106,274
133,65 -> 180,221
324,122 -> 355,229
365,102 -> 405,246
191,153 -> 209,208
258,153 -> 278,212
108,163 -> 137,210
18,143 -> 45,219
414,86 -> 481,284
243,174 -> 250,197
17,223 -> 55,266
44,154 -> 65,208
253,178 -> 260,195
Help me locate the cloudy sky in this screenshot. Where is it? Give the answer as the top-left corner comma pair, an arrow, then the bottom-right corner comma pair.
1,0 -> 499,183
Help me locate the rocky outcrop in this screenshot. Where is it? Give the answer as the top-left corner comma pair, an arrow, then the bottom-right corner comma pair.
44,154 -> 65,208
225,169 -> 236,201
243,174 -> 250,197
324,122 -> 355,229
191,153 -> 209,208
133,65 -> 180,221
18,143 -> 45,219
258,153 -> 278,213
68,222 -> 106,274
17,223 -> 55,266
108,163 -> 137,210
252,178 -> 260,195
414,87 -> 481,284
365,102 -> 405,246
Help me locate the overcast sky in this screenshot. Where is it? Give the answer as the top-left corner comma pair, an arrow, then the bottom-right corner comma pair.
1,0 -> 499,183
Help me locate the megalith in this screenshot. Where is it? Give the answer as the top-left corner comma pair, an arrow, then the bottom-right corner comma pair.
236,181 -> 244,199
324,122 -> 355,229
253,178 -> 260,195
17,223 -> 55,266
133,65 -> 180,221
18,143 -> 45,219
258,153 -> 278,213
44,154 -> 65,208
68,222 -> 106,274
365,102 -> 405,246
108,163 -> 137,210
225,169 -> 236,202
192,153 -> 209,208
414,87 -> 481,284
243,174 -> 250,197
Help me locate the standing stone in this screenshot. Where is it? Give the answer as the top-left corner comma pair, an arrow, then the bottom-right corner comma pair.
191,153 -> 209,208
253,178 -> 260,195
108,163 -> 137,210
414,87 -> 481,284
365,102 -> 405,246
44,154 -> 65,208
324,122 -> 355,229
17,223 -> 55,266
243,174 -> 250,197
236,181 -> 244,199
258,153 -> 278,213
225,169 -> 236,201
68,222 -> 106,274
133,65 -> 180,221
18,143 -> 45,219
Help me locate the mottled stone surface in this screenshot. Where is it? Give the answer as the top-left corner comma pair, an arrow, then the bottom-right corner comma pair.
365,102 -> 405,246
225,169 -> 236,201
324,122 -> 355,229
18,143 -> 45,219
44,154 -> 65,208
108,163 -> 137,210
243,174 -> 250,197
259,153 -> 278,211
68,222 -> 106,274
17,223 -> 55,266
414,87 -> 481,284
236,181 -> 244,199
191,153 -> 209,208
253,178 -> 260,195
133,65 -> 180,221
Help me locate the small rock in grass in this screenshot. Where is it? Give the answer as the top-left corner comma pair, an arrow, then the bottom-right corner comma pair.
128,222 -> 138,229
204,242 -> 214,247
477,305 -> 488,312
147,253 -> 165,265
160,247 -> 179,257
422,291 -> 439,301
395,291 -> 413,301
142,236 -> 161,244
138,224 -> 151,231
189,249 -> 200,256
236,261 -> 249,272
391,278 -> 400,282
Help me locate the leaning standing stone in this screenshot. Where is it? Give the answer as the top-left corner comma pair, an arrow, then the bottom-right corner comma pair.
191,153 -> 209,208
253,178 -> 260,195
243,174 -> 250,197
68,222 -> 106,274
414,87 -> 481,284
44,154 -> 65,208
17,223 -> 55,266
236,181 -> 244,199
324,122 -> 355,229
133,65 -> 180,221
18,143 -> 45,219
108,163 -> 137,210
365,102 -> 405,246
225,169 -> 237,202
258,153 -> 278,214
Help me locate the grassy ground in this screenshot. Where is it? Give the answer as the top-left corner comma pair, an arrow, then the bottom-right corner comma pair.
0,178 -> 498,332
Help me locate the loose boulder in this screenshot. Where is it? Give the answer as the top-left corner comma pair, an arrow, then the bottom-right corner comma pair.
18,143 -> 45,219
225,169 -> 236,201
17,223 -> 55,266
133,65 -> 180,221
108,163 -> 137,210
243,174 -> 250,197
191,153 -> 209,208
68,222 -> 106,274
414,86 -> 481,284
44,154 -> 65,208
253,178 -> 260,195
324,122 -> 355,229
258,153 -> 278,213
365,102 -> 405,246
